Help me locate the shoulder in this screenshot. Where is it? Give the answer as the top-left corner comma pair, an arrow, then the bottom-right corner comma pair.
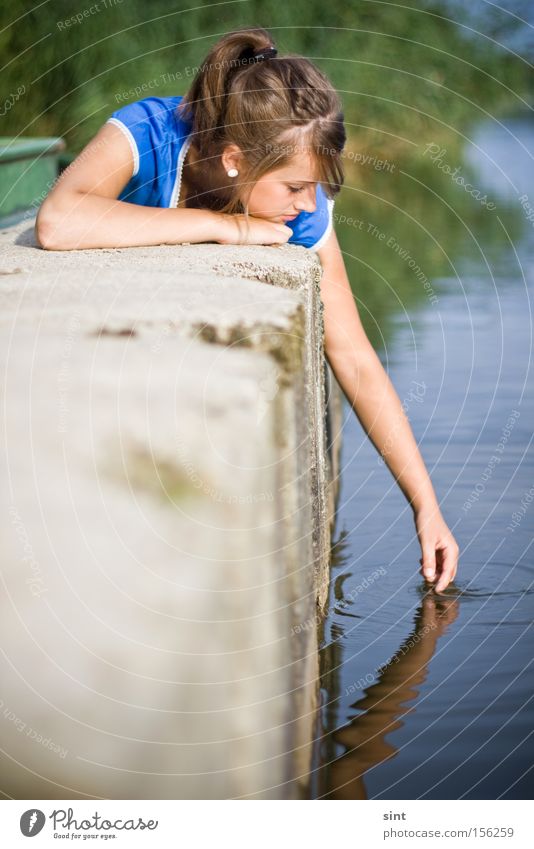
106,95 -> 187,139
105,96 -> 188,175
287,183 -> 336,251
108,95 -> 184,128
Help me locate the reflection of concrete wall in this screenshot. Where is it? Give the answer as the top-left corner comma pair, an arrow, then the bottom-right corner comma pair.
0,221 -> 342,800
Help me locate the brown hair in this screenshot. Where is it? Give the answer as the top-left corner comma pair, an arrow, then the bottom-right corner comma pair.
177,27 -> 346,214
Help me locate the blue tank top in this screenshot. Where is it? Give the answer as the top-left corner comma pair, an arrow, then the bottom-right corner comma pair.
106,96 -> 334,251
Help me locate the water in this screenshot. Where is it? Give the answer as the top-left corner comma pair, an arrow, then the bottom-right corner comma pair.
313,116 -> 534,799
436,1 -> 534,62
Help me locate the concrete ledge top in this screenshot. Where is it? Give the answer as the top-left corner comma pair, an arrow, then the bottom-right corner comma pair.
0,218 -> 322,292
0,219 -> 321,379
0,266 -> 304,329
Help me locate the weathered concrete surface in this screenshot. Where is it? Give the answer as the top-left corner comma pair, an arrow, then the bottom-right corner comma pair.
0,219 -> 342,799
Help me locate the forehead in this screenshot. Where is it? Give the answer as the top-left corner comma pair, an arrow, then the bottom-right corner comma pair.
267,151 -> 320,183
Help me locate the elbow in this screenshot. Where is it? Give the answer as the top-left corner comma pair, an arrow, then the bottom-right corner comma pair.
35,204 -> 70,251
325,340 -> 380,384
35,209 -> 58,251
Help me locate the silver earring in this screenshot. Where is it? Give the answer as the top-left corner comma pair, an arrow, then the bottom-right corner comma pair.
227,168 -> 239,178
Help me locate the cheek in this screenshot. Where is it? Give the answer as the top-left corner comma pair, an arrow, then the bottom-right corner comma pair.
248,181 -> 286,213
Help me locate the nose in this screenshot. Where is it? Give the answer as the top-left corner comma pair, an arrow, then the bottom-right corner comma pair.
295,185 -> 317,214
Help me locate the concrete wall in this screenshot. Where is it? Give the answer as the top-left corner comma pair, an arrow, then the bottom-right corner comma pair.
0,219 -> 342,800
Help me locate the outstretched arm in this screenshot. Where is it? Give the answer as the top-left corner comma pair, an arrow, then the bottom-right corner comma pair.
317,230 -> 458,592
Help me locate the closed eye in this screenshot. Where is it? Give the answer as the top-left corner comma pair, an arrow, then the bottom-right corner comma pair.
288,185 -> 305,193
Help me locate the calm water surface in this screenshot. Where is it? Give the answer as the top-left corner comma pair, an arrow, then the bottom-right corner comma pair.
313,116 -> 534,799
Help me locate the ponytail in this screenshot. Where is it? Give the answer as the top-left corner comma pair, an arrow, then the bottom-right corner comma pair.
179,28 -> 274,156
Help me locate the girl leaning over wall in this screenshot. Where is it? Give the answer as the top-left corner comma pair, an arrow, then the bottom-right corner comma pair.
36,27 -> 459,592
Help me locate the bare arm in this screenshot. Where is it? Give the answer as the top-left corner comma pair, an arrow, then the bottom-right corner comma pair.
35,123 -> 290,251
317,230 -> 459,592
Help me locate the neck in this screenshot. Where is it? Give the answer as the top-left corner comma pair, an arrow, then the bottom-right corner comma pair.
180,142 -> 202,203
180,144 -> 235,211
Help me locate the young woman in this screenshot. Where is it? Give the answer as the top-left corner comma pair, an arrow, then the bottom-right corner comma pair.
35,27 -> 459,592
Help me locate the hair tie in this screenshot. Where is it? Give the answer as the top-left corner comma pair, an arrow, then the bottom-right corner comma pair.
251,46 -> 277,62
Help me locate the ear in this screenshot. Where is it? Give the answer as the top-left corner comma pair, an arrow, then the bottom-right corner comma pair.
221,143 -> 243,173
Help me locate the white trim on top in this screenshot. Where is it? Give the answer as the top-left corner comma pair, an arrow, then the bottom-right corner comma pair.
106,118 -> 140,177
308,197 -> 335,252
169,134 -> 193,208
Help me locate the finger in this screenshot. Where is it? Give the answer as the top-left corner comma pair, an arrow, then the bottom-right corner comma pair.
419,557 -> 429,580
419,558 -> 431,582
421,546 -> 437,582
434,545 -> 457,593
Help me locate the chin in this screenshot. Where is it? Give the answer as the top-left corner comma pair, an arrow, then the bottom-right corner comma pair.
250,211 -> 286,222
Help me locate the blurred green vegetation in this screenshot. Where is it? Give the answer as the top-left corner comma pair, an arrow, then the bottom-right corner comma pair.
1,0 -> 531,156
333,158 -> 525,348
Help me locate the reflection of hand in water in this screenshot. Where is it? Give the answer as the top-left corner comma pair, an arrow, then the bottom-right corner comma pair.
421,591 -> 460,632
321,594 -> 460,799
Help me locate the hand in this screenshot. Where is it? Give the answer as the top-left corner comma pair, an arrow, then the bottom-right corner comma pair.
414,506 -> 459,593
217,213 -> 292,246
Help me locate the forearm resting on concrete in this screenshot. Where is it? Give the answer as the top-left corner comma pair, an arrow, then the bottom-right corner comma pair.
35,192 -> 221,251
328,347 -> 438,514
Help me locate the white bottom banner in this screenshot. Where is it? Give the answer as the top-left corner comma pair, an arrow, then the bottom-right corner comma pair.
0,799 -> 529,847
